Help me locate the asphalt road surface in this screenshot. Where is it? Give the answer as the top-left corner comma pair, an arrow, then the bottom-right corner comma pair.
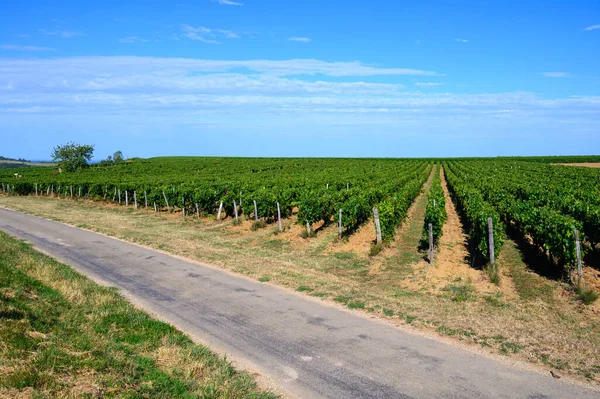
1,207 -> 597,399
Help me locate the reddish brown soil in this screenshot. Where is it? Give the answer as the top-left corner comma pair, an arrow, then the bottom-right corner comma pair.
422,167 -> 518,297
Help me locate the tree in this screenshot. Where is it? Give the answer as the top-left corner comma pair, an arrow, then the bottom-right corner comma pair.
51,142 -> 94,172
97,151 -> 124,167
113,151 -> 124,163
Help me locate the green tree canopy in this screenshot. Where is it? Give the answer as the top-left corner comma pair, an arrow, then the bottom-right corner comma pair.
113,151 -> 124,163
51,142 -> 94,172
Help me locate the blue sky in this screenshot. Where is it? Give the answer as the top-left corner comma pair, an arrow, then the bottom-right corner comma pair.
1,0 -> 599,159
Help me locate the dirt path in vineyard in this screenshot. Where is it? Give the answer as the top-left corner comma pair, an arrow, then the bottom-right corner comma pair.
424,166 -> 518,296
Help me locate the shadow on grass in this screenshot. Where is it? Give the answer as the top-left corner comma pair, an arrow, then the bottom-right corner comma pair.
506,224 -> 564,281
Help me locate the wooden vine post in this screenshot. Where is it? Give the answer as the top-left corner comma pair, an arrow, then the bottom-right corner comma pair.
277,202 -> 282,232
195,203 -> 200,218
144,191 -> 148,209
134,191 -> 138,209
113,187 -> 117,202
162,191 -> 170,211
125,191 -> 129,207
338,209 -> 343,239
429,223 -> 434,264
575,229 -> 583,286
217,201 -> 223,221
35,183 -> 38,196
373,207 -> 382,245
78,187 -> 81,197
233,200 -> 239,222
487,217 -> 495,268
154,201 -> 157,212
118,189 -> 121,205
70,186 -> 73,199
253,200 -> 259,221
182,196 -> 185,217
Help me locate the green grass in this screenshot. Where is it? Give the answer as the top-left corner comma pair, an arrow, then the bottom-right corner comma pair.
499,240 -> 555,302
576,286 -> 599,305
0,232 -> 277,399
483,293 -> 508,308
329,252 -> 367,271
486,264 -> 501,285
436,325 -> 477,338
250,221 -> 266,231
262,239 -> 287,250
258,276 -> 271,283
443,282 -> 476,302
368,243 -> 383,257
499,341 -> 524,355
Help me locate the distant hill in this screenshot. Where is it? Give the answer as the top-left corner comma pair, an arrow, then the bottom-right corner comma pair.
0,156 -> 32,163
0,156 -> 54,169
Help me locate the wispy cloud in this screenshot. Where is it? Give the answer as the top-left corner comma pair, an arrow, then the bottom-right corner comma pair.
180,25 -> 239,44
540,72 -> 571,78
1,56 -> 599,148
583,24 -> 600,31
39,29 -> 85,38
289,37 -> 311,43
216,0 -> 243,5
415,82 -> 444,87
218,29 -> 239,39
9,56 -> 436,77
119,36 -> 149,43
1,44 -> 54,51
454,38 -> 468,43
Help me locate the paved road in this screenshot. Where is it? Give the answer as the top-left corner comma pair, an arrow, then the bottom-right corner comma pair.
1,207 -> 597,399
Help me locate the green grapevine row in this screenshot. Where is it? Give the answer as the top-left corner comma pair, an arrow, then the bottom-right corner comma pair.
423,165 -> 447,244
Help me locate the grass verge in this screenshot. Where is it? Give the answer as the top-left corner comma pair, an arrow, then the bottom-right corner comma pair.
0,231 -> 277,399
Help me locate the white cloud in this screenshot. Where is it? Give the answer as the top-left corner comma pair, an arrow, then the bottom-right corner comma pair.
1,44 -> 54,51
454,38 -> 468,43
216,0 -> 243,5
0,56 -> 438,78
583,24 -> 600,31
1,57 -> 598,149
217,29 -> 240,39
540,72 -> 571,78
289,37 -> 311,43
119,36 -> 149,43
415,82 -> 444,87
180,25 -> 239,44
39,29 -> 85,38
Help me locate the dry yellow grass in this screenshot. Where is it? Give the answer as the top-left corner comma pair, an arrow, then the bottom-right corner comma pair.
553,163 -> 600,168
1,189 -> 599,386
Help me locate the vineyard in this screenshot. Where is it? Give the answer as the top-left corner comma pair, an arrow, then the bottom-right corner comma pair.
444,160 -> 600,274
2,155 -> 600,383
1,156 -> 599,280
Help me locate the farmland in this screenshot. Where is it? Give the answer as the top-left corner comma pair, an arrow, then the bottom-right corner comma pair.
1,156 -> 600,384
